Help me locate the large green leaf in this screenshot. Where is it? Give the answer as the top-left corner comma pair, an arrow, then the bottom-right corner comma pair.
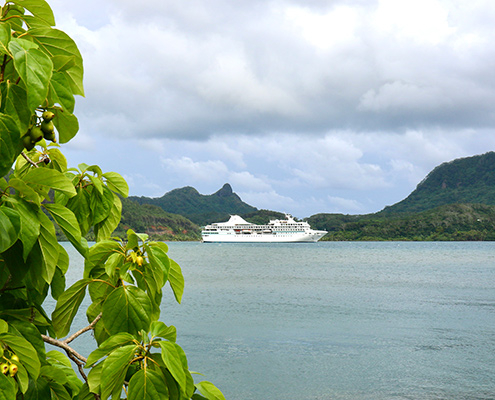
37,209 -> 59,283
8,38 -> 53,110
0,372 -> 16,400
128,369 -> 169,400
0,23 -> 11,55
150,321 -> 176,342
168,258 -> 184,304
0,113 -> 21,177
94,192 -> 122,241
0,81 -> 32,133
195,381 -> 226,400
28,27 -> 84,96
23,167 -> 77,198
84,240 -> 121,277
7,196 -> 40,260
102,172 -> 129,197
44,202 -> 88,258
11,0 -> 55,26
85,332 -> 135,368
53,107 -> 78,144
0,332 -> 40,379
0,207 -> 19,253
51,278 -> 91,338
159,341 -> 187,393
102,285 -> 152,336
100,344 -> 138,400
48,71 -> 75,113
66,186 -> 91,236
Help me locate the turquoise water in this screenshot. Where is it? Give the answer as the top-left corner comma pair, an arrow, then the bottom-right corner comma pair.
60,242 -> 495,399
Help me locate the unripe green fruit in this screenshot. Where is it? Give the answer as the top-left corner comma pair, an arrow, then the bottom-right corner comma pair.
0,363 -> 8,375
44,131 -> 56,142
9,364 -> 17,377
22,135 -> 35,151
41,120 -> 54,135
42,110 -> 55,121
29,126 -> 43,142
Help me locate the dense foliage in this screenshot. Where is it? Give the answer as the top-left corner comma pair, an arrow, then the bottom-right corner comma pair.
0,1 -> 223,399
309,204 -> 495,241
130,183 -> 256,226
382,152 -> 495,214
118,198 -> 201,241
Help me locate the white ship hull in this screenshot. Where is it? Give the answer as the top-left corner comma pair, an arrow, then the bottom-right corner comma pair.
201,214 -> 327,243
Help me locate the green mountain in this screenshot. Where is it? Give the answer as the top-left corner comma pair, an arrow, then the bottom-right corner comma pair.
129,183 -> 257,226
115,197 -> 201,241
307,152 -> 495,241
381,151 -> 495,214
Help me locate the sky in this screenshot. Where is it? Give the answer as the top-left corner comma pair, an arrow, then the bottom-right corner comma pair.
47,0 -> 495,218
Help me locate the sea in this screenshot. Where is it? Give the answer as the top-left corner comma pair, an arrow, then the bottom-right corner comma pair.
57,241 -> 495,400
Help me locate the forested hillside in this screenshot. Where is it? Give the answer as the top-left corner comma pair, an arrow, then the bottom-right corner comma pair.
130,183 -> 257,225
382,152 -> 495,214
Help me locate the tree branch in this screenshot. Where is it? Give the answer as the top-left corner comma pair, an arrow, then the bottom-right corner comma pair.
21,151 -> 39,168
41,334 -> 87,364
64,313 -> 102,345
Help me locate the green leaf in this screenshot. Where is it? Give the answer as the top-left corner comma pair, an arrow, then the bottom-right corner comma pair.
0,332 -> 40,379
51,278 -> 91,338
28,27 -> 84,96
52,55 -> 76,72
128,369 -> 169,400
102,285 -> 152,337
100,344 -> 137,400
0,23 -> 11,55
0,320 -> 7,333
6,196 -> 40,259
150,321 -> 176,342
85,332 -> 135,368
24,376 -> 51,399
126,229 -> 140,251
48,71 -> 75,113
46,147 -> 67,172
159,341 -> 186,393
7,177 -> 40,204
84,240 -> 121,277
103,171 -> 129,197
0,81 -> 32,133
195,381 -> 226,400
104,252 -> 124,277
0,207 -> 18,253
91,185 -> 113,225
0,112 -> 21,178
66,186 -> 91,236
23,167 -> 77,198
94,192 -> 122,241
146,244 -> 170,289
44,202 -> 88,258
168,258 -> 184,304
8,38 -> 53,110
38,208 -> 59,283
53,108 -> 78,144
11,0 -> 55,26
0,372 -> 16,400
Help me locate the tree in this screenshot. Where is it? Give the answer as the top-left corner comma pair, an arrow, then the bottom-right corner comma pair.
0,1 -> 224,398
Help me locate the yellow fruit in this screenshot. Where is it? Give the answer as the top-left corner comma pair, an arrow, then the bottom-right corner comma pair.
9,364 -> 17,377
10,355 -> 19,363
136,256 -> 144,266
42,110 -> 55,121
0,363 -> 8,375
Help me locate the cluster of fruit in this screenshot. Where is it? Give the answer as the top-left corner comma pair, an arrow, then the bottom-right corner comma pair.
0,353 -> 19,378
22,110 -> 56,151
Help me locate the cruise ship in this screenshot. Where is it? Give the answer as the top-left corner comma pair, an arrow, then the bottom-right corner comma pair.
201,214 -> 327,243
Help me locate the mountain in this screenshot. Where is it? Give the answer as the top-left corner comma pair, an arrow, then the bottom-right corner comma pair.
115,197 -> 201,241
307,152 -> 495,241
381,152 -> 495,214
129,183 -> 257,226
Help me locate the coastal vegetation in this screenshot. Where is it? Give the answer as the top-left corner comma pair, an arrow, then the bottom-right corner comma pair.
0,1 -> 223,399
